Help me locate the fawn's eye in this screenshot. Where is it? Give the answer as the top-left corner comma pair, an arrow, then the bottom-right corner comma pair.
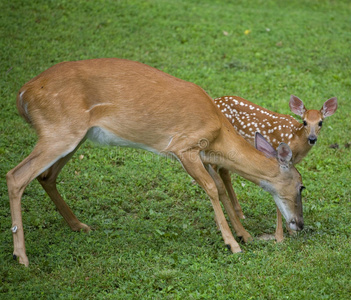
303,120 -> 307,126
318,120 -> 323,127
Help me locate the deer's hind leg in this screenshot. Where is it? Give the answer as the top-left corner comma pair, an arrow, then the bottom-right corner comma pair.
7,135 -> 86,266
37,138 -> 90,232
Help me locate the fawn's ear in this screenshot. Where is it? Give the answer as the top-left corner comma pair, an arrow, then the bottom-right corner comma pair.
289,95 -> 306,117
276,143 -> 293,168
321,97 -> 337,118
255,132 -> 276,158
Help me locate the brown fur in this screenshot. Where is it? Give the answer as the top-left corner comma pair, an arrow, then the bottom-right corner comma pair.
7,58 -> 304,266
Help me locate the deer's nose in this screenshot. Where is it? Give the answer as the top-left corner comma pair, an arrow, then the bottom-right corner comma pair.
289,218 -> 304,231
308,135 -> 317,145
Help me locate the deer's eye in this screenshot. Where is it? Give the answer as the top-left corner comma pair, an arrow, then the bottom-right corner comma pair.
318,121 -> 323,127
303,120 -> 307,126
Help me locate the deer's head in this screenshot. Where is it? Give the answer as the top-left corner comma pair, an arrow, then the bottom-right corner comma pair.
289,95 -> 338,146
255,133 -> 304,231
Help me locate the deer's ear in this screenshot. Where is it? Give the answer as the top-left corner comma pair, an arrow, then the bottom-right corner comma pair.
321,97 -> 337,117
277,143 -> 293,168
255,132 -> 276,158
289,95 -> 306,117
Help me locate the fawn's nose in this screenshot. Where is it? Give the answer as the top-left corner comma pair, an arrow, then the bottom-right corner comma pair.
308,135 -> 317,145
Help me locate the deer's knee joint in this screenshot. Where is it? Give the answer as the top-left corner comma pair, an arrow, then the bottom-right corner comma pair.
37,170 -> 55,184
6,170 -> 15,185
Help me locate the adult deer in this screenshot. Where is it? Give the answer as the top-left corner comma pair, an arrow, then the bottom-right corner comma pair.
214,95 -> 337,241
7,58 -> 304,266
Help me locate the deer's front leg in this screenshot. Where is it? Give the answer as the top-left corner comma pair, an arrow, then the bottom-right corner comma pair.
218,168 -> 245,219
207,166 -> 252,243
178,150 -> 242,253
275,208 -> 284,243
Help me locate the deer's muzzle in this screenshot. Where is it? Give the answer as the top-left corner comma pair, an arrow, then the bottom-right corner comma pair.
308,135 -> 317,145
289,217 -> 304,231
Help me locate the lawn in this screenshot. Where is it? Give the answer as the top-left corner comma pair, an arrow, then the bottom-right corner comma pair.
1,0 -> 351,298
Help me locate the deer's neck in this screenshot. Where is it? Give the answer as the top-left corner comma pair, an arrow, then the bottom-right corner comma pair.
202,124 -> 279,186
289,123 -> 312,164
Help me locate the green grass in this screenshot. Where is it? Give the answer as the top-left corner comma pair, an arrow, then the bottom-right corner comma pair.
1,0 -> 351,298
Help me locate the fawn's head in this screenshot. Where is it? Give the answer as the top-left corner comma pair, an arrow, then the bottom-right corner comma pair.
289,95 -> 338,146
